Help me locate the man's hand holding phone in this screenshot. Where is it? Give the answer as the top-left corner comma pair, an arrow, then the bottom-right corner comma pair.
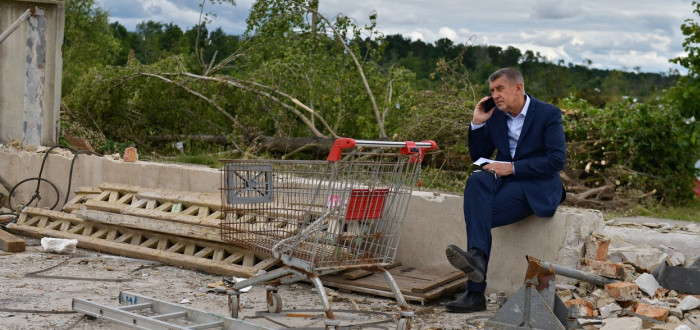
472,96 -> 496,125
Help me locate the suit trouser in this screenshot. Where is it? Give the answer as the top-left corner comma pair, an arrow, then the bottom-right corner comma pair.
463,171 -> 533,293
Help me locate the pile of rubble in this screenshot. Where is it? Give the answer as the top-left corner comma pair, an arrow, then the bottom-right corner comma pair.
554,221 -> 700,329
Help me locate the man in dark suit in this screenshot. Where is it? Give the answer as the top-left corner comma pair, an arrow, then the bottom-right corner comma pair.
445,68 -> 567,313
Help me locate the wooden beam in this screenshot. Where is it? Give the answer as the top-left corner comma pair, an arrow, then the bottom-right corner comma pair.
76,208 -> 223,242
0,228 -> 25,252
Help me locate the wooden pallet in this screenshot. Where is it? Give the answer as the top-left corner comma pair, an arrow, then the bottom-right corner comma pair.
6,207 -> 278,277
321,266 -> 467,303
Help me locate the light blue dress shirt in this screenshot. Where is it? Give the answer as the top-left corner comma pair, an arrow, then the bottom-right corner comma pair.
470,95 -> 530,174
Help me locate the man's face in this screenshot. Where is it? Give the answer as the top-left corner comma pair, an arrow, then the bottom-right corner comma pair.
489,76 -> 523,115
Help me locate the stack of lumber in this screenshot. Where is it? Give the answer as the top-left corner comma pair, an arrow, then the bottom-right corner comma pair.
5,182 -> 466,302
6,182 -> 279,277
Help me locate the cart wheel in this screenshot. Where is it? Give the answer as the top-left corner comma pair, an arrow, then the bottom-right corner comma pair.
397,318 -> 410,330
267,292 -> 283,313
228,294 -> 239,318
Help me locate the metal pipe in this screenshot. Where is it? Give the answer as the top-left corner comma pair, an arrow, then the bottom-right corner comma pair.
0,8 -> 32,45
353,139 -> 434,149
540,260 -> 616,286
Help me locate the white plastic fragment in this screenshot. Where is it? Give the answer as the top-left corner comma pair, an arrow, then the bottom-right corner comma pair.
40,237 -> 78,254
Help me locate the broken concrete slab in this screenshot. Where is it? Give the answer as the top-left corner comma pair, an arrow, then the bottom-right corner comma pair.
599,302 -> 621,318
604,221 -> 700,267
636,273 -> 661,297
607,244 -> 667,272
678,296 -> 700,312
600,316 -> 643,330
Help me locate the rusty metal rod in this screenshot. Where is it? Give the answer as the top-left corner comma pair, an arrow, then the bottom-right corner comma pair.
539,260 -> 616,286
0,8 -> 32,45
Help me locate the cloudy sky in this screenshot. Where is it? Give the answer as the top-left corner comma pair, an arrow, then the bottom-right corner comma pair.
95,0 -> 695,74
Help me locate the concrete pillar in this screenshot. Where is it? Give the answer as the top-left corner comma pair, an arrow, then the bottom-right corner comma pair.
0,1 -> 64,147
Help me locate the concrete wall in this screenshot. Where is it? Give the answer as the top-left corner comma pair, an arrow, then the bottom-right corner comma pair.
397,192 -> 605,294
0,148 -> 603,295
0,0 -> 65,147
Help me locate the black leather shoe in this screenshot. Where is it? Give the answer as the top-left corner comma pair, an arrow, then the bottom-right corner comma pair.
445,245 -> 486,283
446,291 -> 486,313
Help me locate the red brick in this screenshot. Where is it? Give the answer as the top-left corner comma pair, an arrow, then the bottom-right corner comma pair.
123,147 -> 138,162
634,302 -> 668,321
584,259 -> 624,279
564,298 -> 595,317
605,282 -> 638,301
585,234 -> 611,261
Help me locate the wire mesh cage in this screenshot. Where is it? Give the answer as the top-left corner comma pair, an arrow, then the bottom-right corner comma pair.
220,139 -> 435,272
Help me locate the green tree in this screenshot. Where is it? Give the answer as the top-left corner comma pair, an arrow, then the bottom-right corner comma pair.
668,0 -> 700,183
62,0 -> 120,94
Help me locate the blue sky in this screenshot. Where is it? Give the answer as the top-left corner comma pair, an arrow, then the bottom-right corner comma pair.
95,0 -> 695,74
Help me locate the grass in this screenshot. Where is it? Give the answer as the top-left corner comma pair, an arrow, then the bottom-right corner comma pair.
611,201 -> 700,222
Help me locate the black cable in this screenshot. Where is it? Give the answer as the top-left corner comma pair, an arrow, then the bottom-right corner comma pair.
4,145 -> 102,216
8,177 -> 60,211
64,150 -> 102,207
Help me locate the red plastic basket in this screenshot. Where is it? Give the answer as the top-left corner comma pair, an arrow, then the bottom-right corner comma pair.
345,188 -> 389,221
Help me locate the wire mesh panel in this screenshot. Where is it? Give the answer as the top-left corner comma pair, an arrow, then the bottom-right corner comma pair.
220,140 -> 432,272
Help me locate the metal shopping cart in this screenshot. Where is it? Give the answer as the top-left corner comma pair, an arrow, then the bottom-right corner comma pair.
220,138 -> 436,329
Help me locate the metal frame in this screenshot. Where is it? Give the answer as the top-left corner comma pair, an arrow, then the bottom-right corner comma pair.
72,291 -> 271,330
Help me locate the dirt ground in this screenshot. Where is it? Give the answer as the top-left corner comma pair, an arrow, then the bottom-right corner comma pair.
0,235 -> 496,330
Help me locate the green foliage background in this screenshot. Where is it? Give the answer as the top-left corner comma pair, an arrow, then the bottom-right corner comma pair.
59,0 -> 700,212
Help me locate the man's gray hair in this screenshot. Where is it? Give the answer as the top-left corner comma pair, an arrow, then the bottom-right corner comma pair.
489,68 -> 525,91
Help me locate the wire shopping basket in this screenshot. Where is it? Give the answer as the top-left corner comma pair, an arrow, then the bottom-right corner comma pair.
219,138 -> 436,328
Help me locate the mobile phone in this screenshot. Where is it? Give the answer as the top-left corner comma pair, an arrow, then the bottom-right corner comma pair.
482,97 -> 496,112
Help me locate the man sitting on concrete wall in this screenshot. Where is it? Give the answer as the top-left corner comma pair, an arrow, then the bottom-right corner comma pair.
445,68 -> 567,313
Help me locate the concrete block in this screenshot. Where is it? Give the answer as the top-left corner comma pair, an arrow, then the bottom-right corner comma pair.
605,282 -> 639,301
585,258 -> 624,279
635,302 -> 669,322
488,207 -> 604,294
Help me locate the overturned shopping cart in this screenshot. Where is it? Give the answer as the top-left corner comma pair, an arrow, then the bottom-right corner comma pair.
220,138 -> 436,329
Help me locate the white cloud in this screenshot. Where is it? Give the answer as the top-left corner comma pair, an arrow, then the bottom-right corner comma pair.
438,27 -> 458,41
94,0 -> 694,73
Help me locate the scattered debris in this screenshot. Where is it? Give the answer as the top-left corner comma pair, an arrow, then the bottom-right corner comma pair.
40,237 -> 77,254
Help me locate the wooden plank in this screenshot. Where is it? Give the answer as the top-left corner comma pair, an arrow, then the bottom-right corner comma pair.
84,199 -> 125,213
136,191 -> 220,211
342,262 -> 401,280
410,270 -> 464,293
0,228 -> 25,252
322,268 -> 467,299
121,207 -> 221,228
77,209 -> 223,242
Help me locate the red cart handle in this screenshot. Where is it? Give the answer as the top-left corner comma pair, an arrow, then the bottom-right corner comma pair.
327,138 -> 437,162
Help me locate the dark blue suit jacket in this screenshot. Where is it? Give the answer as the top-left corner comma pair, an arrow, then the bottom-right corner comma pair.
468,94 -> 566,217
